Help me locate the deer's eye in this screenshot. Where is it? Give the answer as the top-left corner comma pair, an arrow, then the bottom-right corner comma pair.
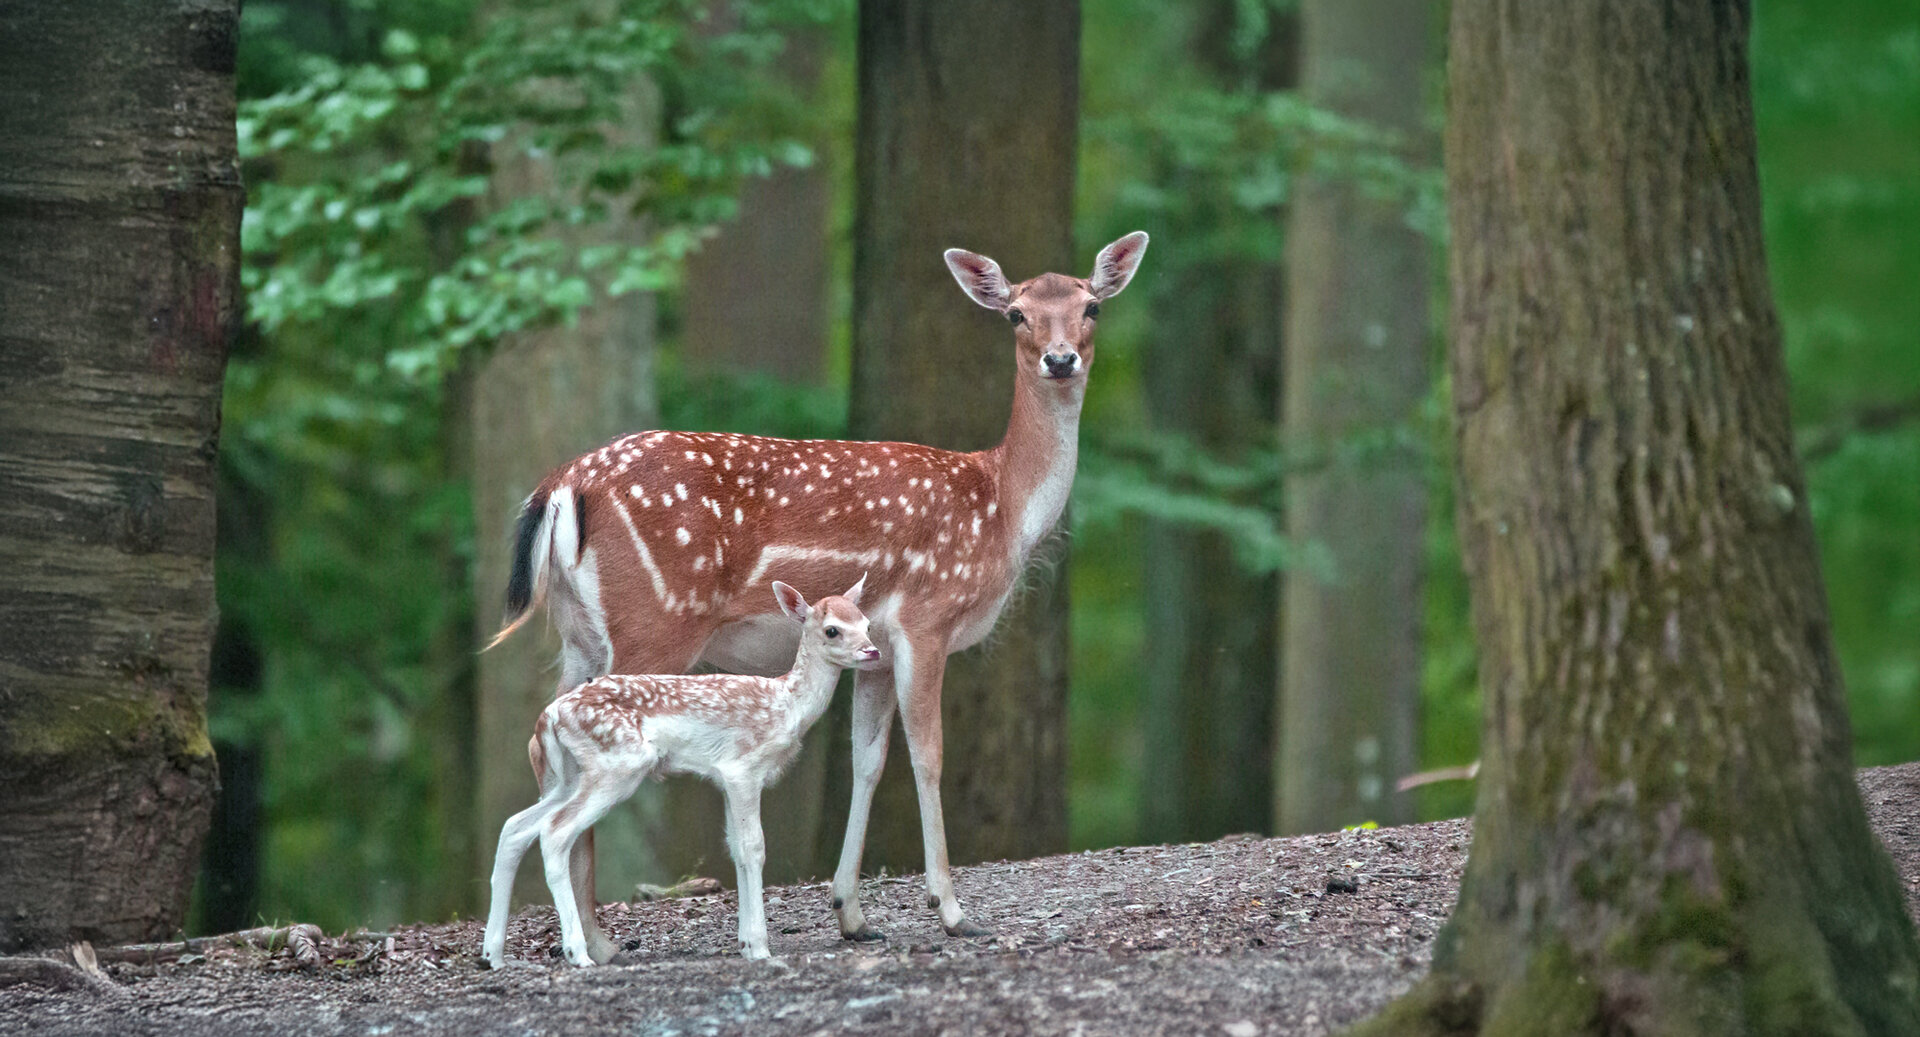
825,626 -> 840,638
1085,303 -> 1100,320
1007,309 -> 1026,326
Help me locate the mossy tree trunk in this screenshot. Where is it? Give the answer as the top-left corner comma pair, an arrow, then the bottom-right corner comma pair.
827,0 -> 1078,871
1278,0 -> 1431,835
1357,2 -> 1920,1033
0,0 -> 240,949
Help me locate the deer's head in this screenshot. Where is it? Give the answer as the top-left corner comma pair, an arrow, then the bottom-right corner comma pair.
944,232 -> 1149,385
773,577 -> 883,670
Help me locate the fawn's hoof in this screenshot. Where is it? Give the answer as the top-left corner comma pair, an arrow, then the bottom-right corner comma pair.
841,925 -> 887,942
942,919 -> 992,938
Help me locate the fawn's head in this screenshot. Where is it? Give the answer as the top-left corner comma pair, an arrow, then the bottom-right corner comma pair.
772,577 -> 882,670
944,232 -> 1149,385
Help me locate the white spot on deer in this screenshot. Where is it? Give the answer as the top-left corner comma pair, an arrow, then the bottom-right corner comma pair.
804,484 -> 815,494
693,556 -> 708,572
684,451 -> 696,461
987,502 -> 998,517
882,521 -> 894,533
864,500 -> 875,510
820,465 -> 832,479
879,497 -> 890,508
885,552 -> 896,568
676,527 -> 691,546
778,496 -> 790,506
629,485 -> 644,499
676,483 -> 688,502
971,515 -> 982,537
734,507 -> 744,525
702,453 -> 714,465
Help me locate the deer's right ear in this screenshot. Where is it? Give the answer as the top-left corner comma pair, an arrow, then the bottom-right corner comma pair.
944,249 -> 1013,312
772,581 -> 810,622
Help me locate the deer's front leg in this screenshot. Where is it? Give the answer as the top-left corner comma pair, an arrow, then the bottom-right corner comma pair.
719,772 -> 771,960
896,635 -> 989,937
830,666 -> 896,940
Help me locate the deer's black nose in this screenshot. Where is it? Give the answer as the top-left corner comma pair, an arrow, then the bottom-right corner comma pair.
1043,352 -> 1077,376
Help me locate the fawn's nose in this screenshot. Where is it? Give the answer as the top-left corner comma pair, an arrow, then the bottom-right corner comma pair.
1043,351 -> 1078,377
860,646 -> 882,663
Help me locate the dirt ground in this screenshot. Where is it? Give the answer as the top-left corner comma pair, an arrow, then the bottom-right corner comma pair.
6,764 -> 1920,1037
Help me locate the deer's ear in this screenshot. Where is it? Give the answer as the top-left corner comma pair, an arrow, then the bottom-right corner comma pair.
843,573 -> 867,608
944,249 -> 1013,312
772,581 -> 810,622
1089,231 -> 1149,300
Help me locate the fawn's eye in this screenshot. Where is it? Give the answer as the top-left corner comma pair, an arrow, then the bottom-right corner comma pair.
825,626 -> 840,638
1085,303 -> 1100,319
1007,309 -> 1026,326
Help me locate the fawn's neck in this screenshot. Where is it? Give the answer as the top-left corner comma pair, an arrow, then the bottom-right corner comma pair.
988,373 -> 1084,564
779,643 -> 844,727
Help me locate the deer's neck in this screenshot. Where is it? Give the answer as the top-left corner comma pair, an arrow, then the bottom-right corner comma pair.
781,646 -> 843,727
989,374 -> 1084,565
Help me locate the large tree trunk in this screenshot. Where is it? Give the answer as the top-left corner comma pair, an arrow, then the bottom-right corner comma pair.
0,0 -> 240,949
473,117 -> 665,903
1277,0 -> 1431,835
1359,2 -> 1920,1033
1139,3 -> 1294,845
827,0 -> 1077,871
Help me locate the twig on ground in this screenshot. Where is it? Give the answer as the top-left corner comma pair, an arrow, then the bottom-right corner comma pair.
92,923 -> 331,966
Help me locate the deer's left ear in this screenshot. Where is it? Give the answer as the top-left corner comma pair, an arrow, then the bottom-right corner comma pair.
944,249 -> 1013,312
1089,231 -> 1149,300
772,581 -> 810,622
842,573 -> 867,608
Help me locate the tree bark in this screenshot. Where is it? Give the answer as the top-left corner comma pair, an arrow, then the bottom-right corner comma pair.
827,0 -> 1078,871
1139,3 -> 1294,846
0,0 -> 240,949
1277,0 -> 1432,835
1357,2 -> 1920,1033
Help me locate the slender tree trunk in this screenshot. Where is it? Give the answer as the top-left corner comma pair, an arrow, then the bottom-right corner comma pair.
1358,2 -> 1920,1033
0,0 -> 240,949
1277,0 -> 1430,835
473,109 -> 666,903
1140,4 -> 1296,846
678,31 -> 831,387
827,0 -> 1077,871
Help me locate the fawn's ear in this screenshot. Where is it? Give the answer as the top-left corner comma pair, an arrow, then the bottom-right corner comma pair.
772,581 -> 810,622
944,249 -> 1013,312
1089,231 -> 1149,300
842,573 -> 867,608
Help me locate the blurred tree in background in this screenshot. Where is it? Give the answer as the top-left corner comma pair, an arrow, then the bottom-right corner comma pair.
202,0 -> 1919,932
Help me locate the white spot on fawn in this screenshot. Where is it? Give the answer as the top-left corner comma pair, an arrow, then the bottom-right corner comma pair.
676,528 -> 691,546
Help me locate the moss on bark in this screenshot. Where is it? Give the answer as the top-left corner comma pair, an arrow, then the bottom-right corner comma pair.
1352,1 -> 1920,1033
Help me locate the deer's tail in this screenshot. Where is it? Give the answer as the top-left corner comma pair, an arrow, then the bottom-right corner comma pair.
485,486 -> 581,651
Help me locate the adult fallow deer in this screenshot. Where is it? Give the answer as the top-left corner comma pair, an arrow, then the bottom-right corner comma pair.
489,231 -> 1148,959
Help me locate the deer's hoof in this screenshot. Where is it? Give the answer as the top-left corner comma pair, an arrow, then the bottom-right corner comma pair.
841,925 -> 887,943
942,919 -> 992,939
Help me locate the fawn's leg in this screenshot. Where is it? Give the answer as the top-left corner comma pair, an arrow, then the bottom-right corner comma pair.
719,772 -> 770,959
895,632 -> 986,937
483,798 -> 554,967
830,665 -> 897,940
543,771 -> 644,967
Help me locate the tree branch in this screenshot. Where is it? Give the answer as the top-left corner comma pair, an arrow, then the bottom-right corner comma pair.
1799,392 -> 1920,464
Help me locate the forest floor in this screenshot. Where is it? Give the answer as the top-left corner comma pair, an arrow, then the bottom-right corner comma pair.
6,763 -> 1920,1036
